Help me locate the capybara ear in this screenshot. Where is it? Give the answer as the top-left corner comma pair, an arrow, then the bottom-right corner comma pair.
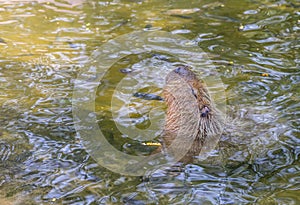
200,106 -> 210,118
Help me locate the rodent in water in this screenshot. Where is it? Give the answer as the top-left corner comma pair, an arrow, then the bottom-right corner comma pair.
162,65 -> 225,163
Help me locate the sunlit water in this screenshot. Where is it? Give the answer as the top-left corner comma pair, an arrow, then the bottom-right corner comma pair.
0,0 -> 299,204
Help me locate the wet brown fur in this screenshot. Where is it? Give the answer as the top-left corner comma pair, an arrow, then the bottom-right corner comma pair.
162,66 -> 224,162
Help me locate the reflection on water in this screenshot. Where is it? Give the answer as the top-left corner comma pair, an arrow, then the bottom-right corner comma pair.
0,0 -> 299,204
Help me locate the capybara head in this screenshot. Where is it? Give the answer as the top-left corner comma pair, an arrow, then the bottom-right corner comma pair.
162,65 -> 224,162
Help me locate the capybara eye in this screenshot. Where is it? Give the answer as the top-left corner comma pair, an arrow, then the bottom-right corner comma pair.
191,88 -> 198,99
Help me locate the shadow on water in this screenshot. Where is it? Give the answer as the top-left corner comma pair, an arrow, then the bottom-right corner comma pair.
0,0 -> 299,204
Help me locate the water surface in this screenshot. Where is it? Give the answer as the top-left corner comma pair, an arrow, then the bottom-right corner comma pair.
0,0 -> 299,204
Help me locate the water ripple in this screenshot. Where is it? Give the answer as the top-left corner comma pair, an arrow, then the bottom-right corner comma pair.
0,0 -> 299,204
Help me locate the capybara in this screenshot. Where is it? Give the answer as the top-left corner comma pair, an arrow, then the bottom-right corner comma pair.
162,65 -> 224,163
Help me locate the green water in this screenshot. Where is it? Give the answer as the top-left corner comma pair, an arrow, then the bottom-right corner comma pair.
0,0 -> 299,204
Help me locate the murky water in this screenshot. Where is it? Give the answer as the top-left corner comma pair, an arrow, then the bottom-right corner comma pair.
0,0 -> 299,204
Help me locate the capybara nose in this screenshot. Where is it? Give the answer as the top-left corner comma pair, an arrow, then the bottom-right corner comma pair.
174,65 -> 189,76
